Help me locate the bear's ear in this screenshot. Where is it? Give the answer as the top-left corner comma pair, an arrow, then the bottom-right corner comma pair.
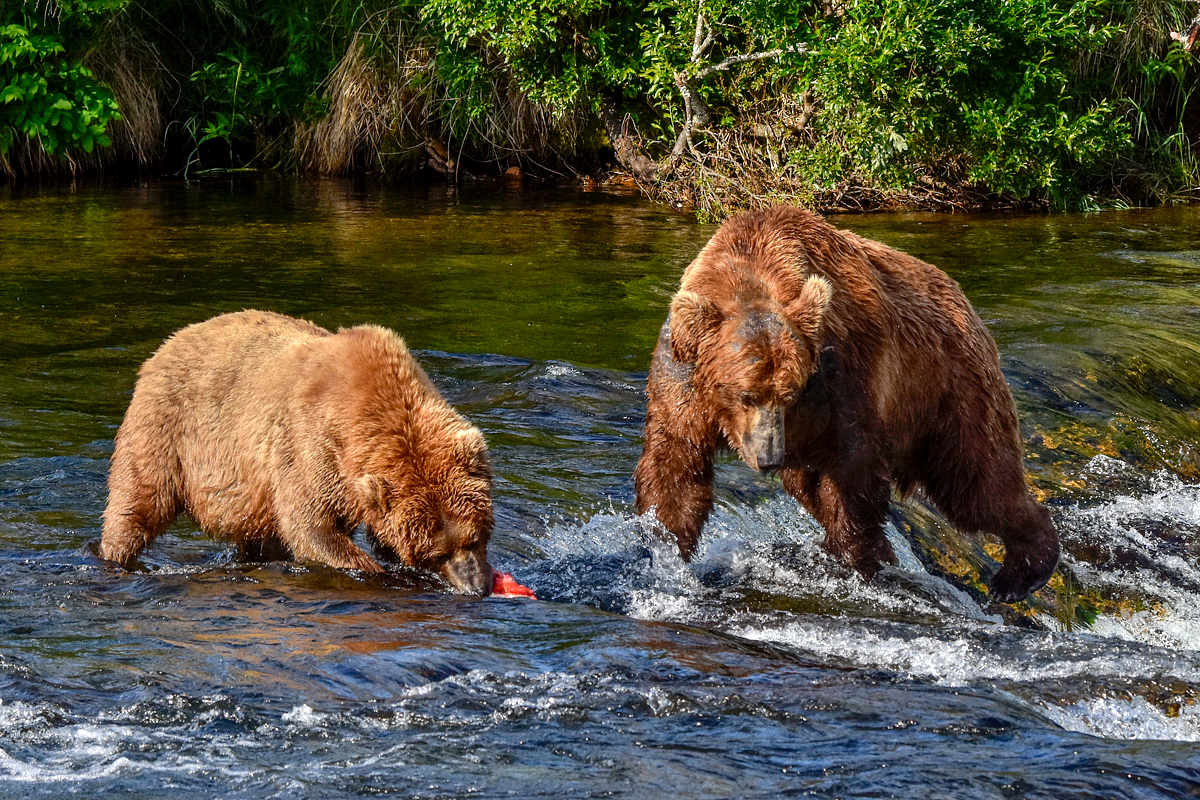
784,275 -> 831,341
669,290 -> 722,363
356,474 -> 392,516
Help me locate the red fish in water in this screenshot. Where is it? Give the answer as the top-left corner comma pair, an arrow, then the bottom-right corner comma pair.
491,571 -> 537,599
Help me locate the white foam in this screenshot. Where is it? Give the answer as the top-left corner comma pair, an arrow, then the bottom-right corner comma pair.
0,698 -> 266,784
396,669 -> 630,728
281,704 -> 326,728
1071,457 -> 1200,558
0,721 -> 145,783
392,667 -> 707,729
1058,458 -> 1200,653
540,362 -> 583,381
555,495 -> 999,628
733,622 -> 983,681
540,508 -> 637,557
1041,695 -> 1200,742
731,619 -> 1200,689
0,746 -> 136,783
0,700 -> 48,734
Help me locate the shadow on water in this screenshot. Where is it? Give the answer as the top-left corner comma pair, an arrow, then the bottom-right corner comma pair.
1,177 -> 1199,797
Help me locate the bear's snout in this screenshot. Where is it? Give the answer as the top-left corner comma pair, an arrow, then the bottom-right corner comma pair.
744,405 -> 786,472
440,548 -> 495,597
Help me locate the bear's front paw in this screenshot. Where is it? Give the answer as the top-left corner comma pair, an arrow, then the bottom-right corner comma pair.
989,554 -> 1057,604
841,535 -> 897,583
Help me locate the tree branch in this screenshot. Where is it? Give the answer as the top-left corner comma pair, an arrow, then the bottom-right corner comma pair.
606,4 -> 811,185
663,33 -> 808,174
691,8 -> 715,60
694,43 -> 808,80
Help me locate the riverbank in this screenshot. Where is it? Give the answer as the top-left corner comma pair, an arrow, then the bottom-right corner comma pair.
4,0 -> 1200,217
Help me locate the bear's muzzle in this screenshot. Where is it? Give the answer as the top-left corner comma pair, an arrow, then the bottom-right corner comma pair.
441,548 -> 495,597
744,405 -> 786,472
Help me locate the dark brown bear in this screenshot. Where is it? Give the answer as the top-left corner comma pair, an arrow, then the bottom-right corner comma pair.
100,310 -> 495,596
634,206 -> 1059,603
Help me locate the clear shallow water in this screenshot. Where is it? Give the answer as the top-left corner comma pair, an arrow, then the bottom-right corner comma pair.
1,177 -> 1199,797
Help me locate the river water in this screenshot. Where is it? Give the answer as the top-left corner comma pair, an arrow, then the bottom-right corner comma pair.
0,177 -> 1198,798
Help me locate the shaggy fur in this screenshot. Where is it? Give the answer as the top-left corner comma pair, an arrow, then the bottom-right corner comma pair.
634,205 -> 1059,603
100,310 -> 495,595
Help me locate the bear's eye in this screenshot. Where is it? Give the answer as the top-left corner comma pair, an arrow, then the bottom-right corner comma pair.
740,392 -> 755,408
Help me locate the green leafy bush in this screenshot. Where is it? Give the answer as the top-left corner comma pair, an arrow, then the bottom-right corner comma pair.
0,15 -> 120,160
795,0 -> 1138,209
417,0 -> 1190,211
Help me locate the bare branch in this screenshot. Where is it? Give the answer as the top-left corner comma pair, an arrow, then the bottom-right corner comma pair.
652,4 -> 810,183
691,9 -> 706,60
667,76 -> 711,163
695,43 -> 808,80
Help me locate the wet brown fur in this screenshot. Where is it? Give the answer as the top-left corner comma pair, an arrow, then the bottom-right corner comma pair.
100,311 -> 495,595
634,206 -> 1059,602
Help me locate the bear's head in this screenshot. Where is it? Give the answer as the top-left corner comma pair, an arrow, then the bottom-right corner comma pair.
357,425 -> 495,596
668,273 -> 831,472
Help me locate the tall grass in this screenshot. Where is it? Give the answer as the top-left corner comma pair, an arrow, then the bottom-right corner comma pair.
295,22 -> 432,174
293,3 -> 592,177
83,15 -> 164,169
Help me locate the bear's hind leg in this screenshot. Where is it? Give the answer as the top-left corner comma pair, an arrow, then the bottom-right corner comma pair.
100,454 -> 182,568
920,452 -> 1060,602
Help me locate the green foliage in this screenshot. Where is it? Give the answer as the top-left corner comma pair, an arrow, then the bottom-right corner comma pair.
0,4 -> 122,158
420,0 -> 643,139
420,0 -> 804,132
794,0 -> 1141,209
419,0 -> 1184,209
2,0 -> 1197,208
187,49 -> 296,156
100,0 -> 400,172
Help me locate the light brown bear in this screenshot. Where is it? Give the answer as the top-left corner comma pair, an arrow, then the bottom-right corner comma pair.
100,310 -> 495,596
634,205 -> 1059,603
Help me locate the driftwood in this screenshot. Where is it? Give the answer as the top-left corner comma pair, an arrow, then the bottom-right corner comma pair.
599,103 -> 661,183
1170,11 -> 1200,52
